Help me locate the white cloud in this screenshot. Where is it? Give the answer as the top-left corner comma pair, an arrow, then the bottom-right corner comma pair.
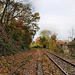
32,0 -> 75,40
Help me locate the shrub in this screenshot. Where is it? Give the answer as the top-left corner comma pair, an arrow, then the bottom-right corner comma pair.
60,49 -> 64,53
54,48 -> 60,52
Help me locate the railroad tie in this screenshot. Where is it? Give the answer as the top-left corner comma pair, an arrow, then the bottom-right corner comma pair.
37,53 -> 44,75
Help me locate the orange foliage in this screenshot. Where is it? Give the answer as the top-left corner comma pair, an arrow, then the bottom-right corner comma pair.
15,44 -> 19,49
16,20 -> 23,28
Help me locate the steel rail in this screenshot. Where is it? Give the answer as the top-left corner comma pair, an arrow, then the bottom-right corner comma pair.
0,52 -> 31,69
9,54 -> 32,75
46,51 -> 75,67
44,51 -> 68,75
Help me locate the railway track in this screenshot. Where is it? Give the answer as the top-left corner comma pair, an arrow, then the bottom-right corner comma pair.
0,50 -> 38,74
1,49 -> 74,75
9,54 -> 32,75
0,51 -> 32,69
10,50 -> 43,75
44,50 -> 75,75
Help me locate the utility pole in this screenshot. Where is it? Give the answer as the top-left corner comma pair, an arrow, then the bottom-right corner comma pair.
72,28 -> 74,40
68,28 -> 75,41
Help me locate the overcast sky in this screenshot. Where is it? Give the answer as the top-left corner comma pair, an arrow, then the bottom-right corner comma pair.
31,0 -> 75,41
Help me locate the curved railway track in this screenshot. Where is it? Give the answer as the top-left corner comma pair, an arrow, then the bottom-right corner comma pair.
44,50 -> 75,75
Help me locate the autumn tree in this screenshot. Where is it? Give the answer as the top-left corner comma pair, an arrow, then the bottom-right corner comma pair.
49,33 -> 61,52
51,33 -> 56,42
0,0 -> 40,55
0,0 -> 40,38
40,30 -> 51,38
39,30 -> 51,48
39,36 -> 48,48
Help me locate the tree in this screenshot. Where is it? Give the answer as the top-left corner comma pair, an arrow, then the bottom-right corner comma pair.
39,36 -> 48,48
51,33 -> 56,42
0,0 -> 40,39
49,33 -> 57,50
0,0 -> 40,43
0,0 -> 40,25
0,0 -> 40,55
40,30 -> 51,48
40,30 -> 51,38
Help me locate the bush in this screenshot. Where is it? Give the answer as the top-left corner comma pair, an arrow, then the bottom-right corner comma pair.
54,48 -> 60,52
0,40 -> 19,56
60,49 -> 64,53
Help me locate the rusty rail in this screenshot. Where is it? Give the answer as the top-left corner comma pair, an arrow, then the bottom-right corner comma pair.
44,51 -> 68,75
46,51 -> 75,67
